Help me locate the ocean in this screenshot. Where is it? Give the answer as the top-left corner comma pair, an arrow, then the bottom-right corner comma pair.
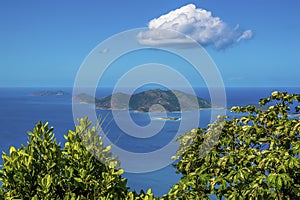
0,86 -> 299,197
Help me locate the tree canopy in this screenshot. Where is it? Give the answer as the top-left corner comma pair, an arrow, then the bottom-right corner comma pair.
167,91 -> 300,199
0,118 -> 128,199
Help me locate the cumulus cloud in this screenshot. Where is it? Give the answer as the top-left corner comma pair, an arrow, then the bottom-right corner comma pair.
137,4 -> 253,49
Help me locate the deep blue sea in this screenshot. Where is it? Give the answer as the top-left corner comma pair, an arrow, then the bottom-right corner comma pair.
0,87 -> 299,197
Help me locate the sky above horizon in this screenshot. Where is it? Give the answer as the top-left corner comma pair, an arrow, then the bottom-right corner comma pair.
1,0 -> 300,88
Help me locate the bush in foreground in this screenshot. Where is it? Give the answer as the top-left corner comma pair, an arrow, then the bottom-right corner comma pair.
0,118 -> 129,199
168,92 -> 300,199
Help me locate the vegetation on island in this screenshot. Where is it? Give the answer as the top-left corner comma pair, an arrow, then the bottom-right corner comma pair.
1,91 -> 300,199
75,88 -> 211,112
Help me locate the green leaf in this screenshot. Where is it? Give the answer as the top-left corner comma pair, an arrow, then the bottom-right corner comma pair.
9,146 -> 16,155
114,169 -> 124,175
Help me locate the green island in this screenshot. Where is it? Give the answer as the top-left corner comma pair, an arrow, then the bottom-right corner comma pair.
31,90 -> 69,96
75,88 -> 212,112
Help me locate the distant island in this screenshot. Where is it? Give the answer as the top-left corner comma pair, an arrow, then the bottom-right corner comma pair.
74,89 -> 212,112
31,90 -> 69,96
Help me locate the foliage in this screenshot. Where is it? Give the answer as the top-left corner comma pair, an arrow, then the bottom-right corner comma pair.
126,189 -> 160,200
0,117 -> 128,199
0,121 -> 63,199
167,91 -> 300,199
60,117 -> 128,199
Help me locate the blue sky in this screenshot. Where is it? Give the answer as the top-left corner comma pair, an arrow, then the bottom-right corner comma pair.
0,0 -> 300,87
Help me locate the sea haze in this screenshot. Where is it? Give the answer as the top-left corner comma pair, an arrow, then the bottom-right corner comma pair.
0,86 -> 299,196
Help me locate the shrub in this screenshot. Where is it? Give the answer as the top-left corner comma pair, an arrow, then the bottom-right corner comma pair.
167,91 -> 300,199
0,117 -> 128,199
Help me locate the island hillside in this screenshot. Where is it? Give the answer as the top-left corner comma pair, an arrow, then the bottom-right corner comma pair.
75,89 -> 211,112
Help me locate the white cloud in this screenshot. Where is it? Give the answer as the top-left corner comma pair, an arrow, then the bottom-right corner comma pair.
237,30 -> 253,42
137,4 -> 253,49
